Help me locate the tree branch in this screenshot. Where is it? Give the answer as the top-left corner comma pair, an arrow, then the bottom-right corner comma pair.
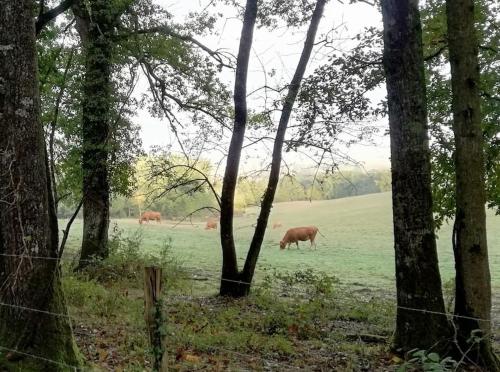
479,44 -> 498,54
424,44 -> 447,62
36,0 -> 75,35
171,206 -> 221,229
58,198 -> 83,259
149,163 -> 221,207
119,25 -> 235,69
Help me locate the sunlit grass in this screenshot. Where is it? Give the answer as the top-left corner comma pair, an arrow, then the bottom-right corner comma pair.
61,192 -> 500,288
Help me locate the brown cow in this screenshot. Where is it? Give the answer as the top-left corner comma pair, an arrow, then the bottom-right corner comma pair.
205,219 -> 218,230
139,211 -> 161,224
272,222 -> 282,229
279,226 -> 319,250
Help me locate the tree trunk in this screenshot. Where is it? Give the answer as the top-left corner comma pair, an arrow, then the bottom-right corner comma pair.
219,0 -> 258,297
219,0 -> 326,297
381,0 -> 452,353
0,1 -> 80,369
48,48 -> 74,214
446,0 -> 499,369
240,0 -> 327,291
73,0 -> 113,268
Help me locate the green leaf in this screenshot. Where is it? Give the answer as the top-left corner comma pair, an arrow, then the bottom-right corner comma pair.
427,352 -> 440,363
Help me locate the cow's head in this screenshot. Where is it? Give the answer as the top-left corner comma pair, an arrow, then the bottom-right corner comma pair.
279,240 -> 286,250
139,219 -> 143,224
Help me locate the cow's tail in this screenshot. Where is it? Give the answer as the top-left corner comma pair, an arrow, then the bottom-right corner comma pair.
317,228 -> 326,238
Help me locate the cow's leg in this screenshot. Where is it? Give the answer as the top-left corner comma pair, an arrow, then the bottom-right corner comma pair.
296,241 -> 299,249
310,238 -> 316,249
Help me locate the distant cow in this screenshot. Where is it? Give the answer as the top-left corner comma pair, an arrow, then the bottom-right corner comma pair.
280,226 -> 319,250
272,222 -> 282,229
205,219 -> 218,230
139,211 -> 161,224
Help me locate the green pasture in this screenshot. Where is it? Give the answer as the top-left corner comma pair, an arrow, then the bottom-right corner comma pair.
62,192 -> 500,288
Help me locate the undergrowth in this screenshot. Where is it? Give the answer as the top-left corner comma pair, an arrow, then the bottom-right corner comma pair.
61,226 -> 402,371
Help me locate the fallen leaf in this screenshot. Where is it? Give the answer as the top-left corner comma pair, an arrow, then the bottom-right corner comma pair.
183,354 -> 201,363
391,355 -> 403,363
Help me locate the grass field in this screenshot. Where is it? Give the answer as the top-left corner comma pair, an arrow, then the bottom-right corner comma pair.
57,192 -> 500,370
63,191 -> 500,288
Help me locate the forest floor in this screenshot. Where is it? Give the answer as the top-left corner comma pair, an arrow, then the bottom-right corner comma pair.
62,251 -> 499,371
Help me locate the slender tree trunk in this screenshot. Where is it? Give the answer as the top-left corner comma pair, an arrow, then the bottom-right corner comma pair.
446,1 -> 499,369
219,0 -> 258,297
219,0 -> 327,297
0,1 -> 79,369
381,0 -> 452,353
73,0 -> 113,268
48,48 -> 74,214
240,0 -> 327,291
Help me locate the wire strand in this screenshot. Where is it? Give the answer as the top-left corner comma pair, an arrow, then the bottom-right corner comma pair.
0,345 -> 80,371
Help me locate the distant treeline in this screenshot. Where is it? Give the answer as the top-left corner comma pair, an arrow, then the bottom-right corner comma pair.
57,160 -> 390,220
107,169 -> 390,220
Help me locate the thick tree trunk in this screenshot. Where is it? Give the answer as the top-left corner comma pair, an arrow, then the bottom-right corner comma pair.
73,0 -> 113,268
381,0 -> 452,353
219,0 -> 258,297
0,1 -> 79,369
446,1 -> 499,369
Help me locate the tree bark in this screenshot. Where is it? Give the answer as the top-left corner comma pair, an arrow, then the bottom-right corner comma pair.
73,0 -> 113,268
219,0 -> 258,297
381,0 -> 452,353
0,1 -> 80,369
219,0 -> 326,297
446,0 -> 499,369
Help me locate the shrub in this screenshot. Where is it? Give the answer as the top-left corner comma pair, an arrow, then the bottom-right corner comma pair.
397,349 -> 458,372
261,268 -> 338,298
76,224 -> 186,290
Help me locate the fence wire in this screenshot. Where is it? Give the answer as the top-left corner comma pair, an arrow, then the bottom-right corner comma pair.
0,345 -> 80,371
0,252 -> 498,370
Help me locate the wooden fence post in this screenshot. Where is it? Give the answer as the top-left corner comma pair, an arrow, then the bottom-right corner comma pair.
144,266 -> 167,371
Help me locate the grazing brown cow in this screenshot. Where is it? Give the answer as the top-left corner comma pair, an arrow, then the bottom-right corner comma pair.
205,219 -> 218,230
279,226 -> 319,250
272,222 -> 282,229
139,211 -> 161,224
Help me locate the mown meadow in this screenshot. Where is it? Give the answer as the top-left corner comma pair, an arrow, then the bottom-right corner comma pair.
63,192 -> 500,288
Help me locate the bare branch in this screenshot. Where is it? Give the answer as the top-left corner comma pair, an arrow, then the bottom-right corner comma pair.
149,163 -> 221,207
171,206 -> 221,229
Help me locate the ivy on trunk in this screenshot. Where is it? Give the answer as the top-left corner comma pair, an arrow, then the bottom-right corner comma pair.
73,0 -> 115,268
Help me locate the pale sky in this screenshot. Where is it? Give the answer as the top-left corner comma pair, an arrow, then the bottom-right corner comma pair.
136,0 -> 391,171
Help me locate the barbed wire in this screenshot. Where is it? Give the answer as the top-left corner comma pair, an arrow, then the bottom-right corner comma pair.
0,345 -> 80,371
0,255 -> 497,356
0,301 -> 72,319
0,252 -> 94,264
0,258 -> 497,371
164,272 -> 496,325
0,251 -> 496,326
